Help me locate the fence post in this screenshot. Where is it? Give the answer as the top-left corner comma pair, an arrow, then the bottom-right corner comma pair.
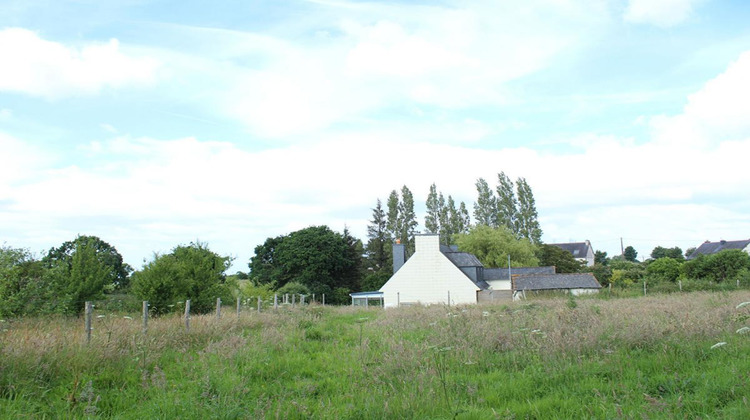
643,281 -> 647,296
679,280 -> 682,292
322,294 -> 325,306
312,293 -> 315,304
292,294 -> 296,306
274,294 -> 278,310
185,299 -> 191,332
284,293 -> 288,304
447,291 -> 451,306
237,297 -> 241,317
216,298 -> 222,319
257,296 -> 261,313
301,295 -> 305,305
142,301 -> 148,334
85,301 -> 93,344
397,292 -> 400,307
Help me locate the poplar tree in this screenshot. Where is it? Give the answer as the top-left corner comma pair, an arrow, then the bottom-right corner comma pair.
515,177 -> 542,244
386,189 -> 400,242
425,183 -> 440,234
496,171 -> 518,232
398,185 -> 418,255
458,201 -> 471,233
473,177 -> 497,227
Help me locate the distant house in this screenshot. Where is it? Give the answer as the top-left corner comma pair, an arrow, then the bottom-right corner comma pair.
549,240 -> 595,267
376,234 -> 600,308
687,239 -> 750,260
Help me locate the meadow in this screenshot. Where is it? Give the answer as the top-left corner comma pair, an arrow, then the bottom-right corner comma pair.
1,291 -> 749,419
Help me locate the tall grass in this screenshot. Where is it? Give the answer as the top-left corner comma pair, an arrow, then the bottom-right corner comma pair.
1,291 -> 749,418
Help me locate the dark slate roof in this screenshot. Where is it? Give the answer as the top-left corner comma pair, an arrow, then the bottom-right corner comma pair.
549,242 -> 590,258
513,273 -> 601,291
483,266 -> 556,281
443,252 -> 484,268
687,239 -> 750,259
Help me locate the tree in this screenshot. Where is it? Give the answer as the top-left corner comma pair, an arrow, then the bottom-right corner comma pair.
248,226 -> 362,304
425,183 -> 440,234
495,172 -> 517,232
43,235 -> 132,290
131,241 -> 233,314
536,244 -> 582,273
473,178 -> 497,227
0,246 -> 50,316
646,257 -> 682,283
437,192 -> 450,245
584,263 -> 612,287
650,246 -> 684,261
398,185 -> 418,255
365,199 -> 389,272
457,201 -> 471,233
623,246 -> 638,262
594,250 -> 609,265
454,225 -> 539,268
515,177 -> 542,244
386,190 -> 400,242
682,250 -> 750,283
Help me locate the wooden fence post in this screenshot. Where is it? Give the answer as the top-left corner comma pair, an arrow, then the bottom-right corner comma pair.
216,298 -> 222,319
301,295 -> 305,305
447,291 -> 451,306
257,296 -> 261,313
236,297 -> 241,317
274,294 -> 278,310
322,294 -> 325,306
312,293 -> 315,304
643,281 -> 647,296
142,301 -> 148,334
679,280 -> 682,292
397,292 -> 400,307
85,301 -> 93,344
185,299 -> 191,332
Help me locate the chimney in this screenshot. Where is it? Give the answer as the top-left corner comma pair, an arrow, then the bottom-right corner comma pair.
392,239 -> 406,274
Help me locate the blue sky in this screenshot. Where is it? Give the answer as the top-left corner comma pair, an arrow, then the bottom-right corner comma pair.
2,0 -> 750,271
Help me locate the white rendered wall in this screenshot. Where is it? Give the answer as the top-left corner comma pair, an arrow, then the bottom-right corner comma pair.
380,235 -> 479,308
486,279 -> 511,290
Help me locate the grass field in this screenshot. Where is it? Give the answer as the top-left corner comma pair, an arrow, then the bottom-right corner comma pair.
1,291 -> 749,419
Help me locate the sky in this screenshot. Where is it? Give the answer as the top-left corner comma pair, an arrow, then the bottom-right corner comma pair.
2,0 -> 750,272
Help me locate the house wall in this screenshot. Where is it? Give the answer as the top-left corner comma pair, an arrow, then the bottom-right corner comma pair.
486,279 -> 511,290
380,235 -> 479,308
570,288 -> 599,296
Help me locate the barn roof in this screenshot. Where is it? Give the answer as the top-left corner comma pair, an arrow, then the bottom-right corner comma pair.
513,273 -> 601,291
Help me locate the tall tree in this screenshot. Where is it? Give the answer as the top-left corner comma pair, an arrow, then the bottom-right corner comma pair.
43,235 -> 132,289
650,246 -> 684,261
248,226 -> 362,304
386,190 -> 400,242
623,246 -> 638,262
473,177 -> 497,227
458,201 -> 471,233
515,177 -> 542,244
437,192 -> 451,245
398,185 -> 418,255
495,172 -> 518,232
365,199 -> 389,271
536,244 -> 582,273
425,183 -> 440,234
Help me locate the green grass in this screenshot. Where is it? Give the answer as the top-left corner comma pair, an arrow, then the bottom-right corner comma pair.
1,291 -> 749,418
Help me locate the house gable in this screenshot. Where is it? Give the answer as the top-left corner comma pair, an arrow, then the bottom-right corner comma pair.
380,235 -> 481,307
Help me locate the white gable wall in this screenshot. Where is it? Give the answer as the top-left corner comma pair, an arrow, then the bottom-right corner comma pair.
380,235 -> 479,308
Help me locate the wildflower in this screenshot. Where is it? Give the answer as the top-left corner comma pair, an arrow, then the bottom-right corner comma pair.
710,342 -> 727,350
736,327 -> 750,335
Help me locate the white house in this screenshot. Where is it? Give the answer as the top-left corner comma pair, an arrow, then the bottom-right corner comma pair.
549,240 -> 595,267
380,235 -> 482,308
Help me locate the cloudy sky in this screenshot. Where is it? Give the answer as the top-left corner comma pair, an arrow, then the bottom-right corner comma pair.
2,0 -> 750,271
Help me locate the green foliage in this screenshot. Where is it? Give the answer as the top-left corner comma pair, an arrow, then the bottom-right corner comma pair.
360,270 -> 390,291
584,263 -> 612,287
473,177 -> 497,227
0,246 -> 51,317
594,250 -> 609,265
365,198 -> 389,272
647,257 -> 682,283
495,171 -> 517,232
276,281 -> 311,296
398,185 -> 418,255
682,250 -> 750,283
608,259 -> 645,287
248,226 -> 361,304
624,246 -> 638,262
238,281 -> 275,301
623,246 -> 638,262
536,244 -> 583,273
454,225 -> 539,267
425,183 -> 440,234
650,246 -> 685,261
131,242 -> 233,314
515,177 -> 542,244
58,240 -> 115,314
43,235 -> 131,290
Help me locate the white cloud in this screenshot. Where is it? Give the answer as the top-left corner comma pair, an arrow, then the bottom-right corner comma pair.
0,28 -> 159,99
623,0 -> 703,27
